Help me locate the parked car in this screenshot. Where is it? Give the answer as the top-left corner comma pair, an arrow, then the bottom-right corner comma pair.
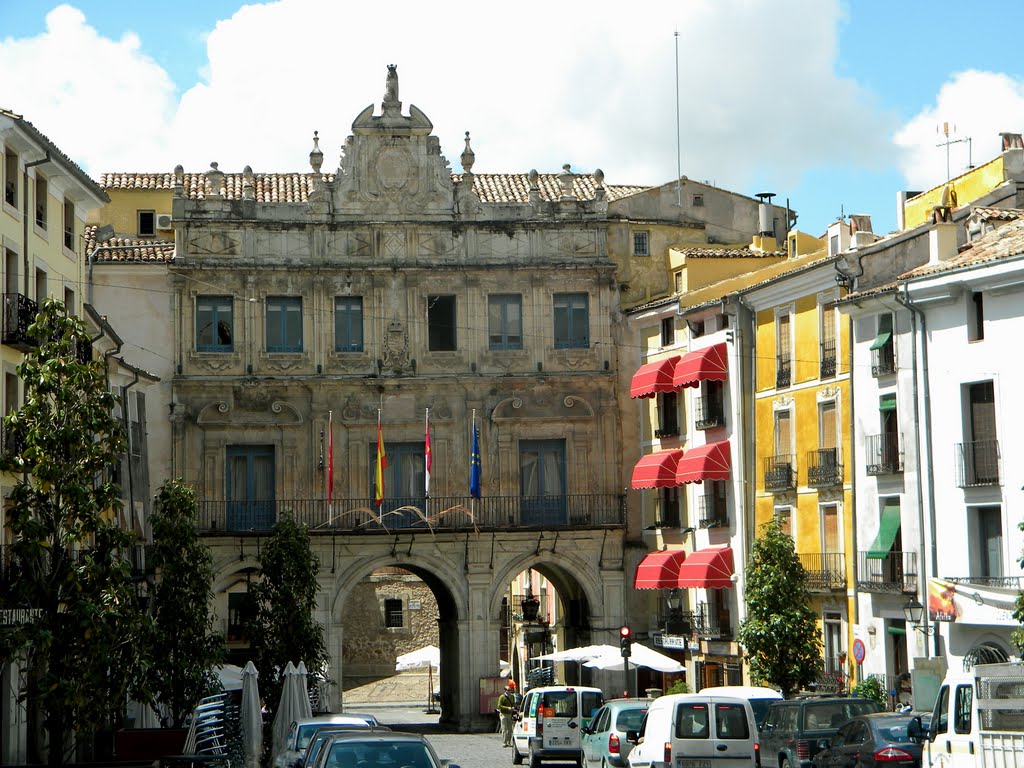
339,711 -> 382,727
813,712 -> 930,768
581,698 -> 650,768
298,724 -> 393,768
760,697 -> 882,768
512,685 -> 604,767
309,730 -> 456,768
274,714 -> 373,768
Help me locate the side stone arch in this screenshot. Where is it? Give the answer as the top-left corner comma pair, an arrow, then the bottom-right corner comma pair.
487,550 -> 604,623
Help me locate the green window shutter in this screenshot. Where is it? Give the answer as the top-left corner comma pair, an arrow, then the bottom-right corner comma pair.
866,504 -> 901,559
879,394 -> 897,412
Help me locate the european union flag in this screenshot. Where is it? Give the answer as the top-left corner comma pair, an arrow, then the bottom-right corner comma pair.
470,421 -> 482,499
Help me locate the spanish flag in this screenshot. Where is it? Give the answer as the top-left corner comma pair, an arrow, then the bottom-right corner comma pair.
374,413 -> 387,507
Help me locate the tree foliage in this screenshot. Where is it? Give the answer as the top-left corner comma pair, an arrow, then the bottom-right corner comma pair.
1012,520 -> 1024,654
146,479 -> 224,727
0,298 -> 149,765
243,512 -> 326,712
738,519 -> 822,698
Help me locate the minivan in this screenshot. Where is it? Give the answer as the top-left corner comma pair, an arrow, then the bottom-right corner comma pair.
626,693 -> 760,768
512,685 -> 604,767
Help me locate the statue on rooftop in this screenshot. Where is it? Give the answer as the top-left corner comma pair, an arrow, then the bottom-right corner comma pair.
384,64 -> 399,106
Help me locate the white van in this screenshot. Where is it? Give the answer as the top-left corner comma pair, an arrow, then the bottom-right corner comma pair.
697,685 -> 783,729
626,693 -> 760,768
512,685 -> 604,767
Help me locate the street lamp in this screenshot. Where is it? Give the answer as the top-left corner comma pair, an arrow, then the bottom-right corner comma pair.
521,589 -> 540,624
902,597 -> 934,635
665,588 -> 690,636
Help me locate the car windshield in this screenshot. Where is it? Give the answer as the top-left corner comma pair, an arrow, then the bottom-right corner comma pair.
616,708 -> 647,732
298,723 -> 368,750
541,692 -> 578,718
324,741 -> 437,768
801,701 -> 878,730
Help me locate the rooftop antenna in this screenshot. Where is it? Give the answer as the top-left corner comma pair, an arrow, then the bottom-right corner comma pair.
937,122 -> 971,181
675,29 -> 682,207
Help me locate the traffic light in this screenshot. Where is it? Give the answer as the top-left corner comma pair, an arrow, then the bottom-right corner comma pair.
619,625 -> 632,657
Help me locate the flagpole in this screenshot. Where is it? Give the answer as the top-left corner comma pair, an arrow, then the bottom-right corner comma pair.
328,410 -> 333,520
471,409 -> 476,520
424,407 -> 431,500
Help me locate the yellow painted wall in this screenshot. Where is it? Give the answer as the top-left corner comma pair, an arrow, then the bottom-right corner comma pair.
682,255 -> 788,292
902,155 -> 1007,230
88,189 -> 173,237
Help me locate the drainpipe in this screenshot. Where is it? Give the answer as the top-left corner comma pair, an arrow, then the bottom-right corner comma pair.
119,369 -> 141,536
23,152 -> 50,296
894,286 -> 935,656
730,291 -> 757,624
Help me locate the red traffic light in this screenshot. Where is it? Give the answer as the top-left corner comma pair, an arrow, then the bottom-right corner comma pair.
619,625 -> 632,639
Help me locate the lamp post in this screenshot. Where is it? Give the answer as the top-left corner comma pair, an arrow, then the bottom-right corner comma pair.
902,597 -> 934,636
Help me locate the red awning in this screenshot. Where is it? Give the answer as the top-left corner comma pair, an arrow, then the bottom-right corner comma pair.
631,450 -> 684,489
673,343 -> 728,389
676,440 -> 731,484
630,356 -> 681,399
635,549 -> 688,589
676,546 -> 735,589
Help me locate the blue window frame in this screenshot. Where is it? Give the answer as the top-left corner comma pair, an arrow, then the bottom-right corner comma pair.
196,296 -> 233,352
520,439 -> 567,526
226,445 -> 275,530
488,294 -> 523,350
335,296 -> 364,352
369,442 -> 425,528
266,296 -> 302,353
553,293 -> 589,349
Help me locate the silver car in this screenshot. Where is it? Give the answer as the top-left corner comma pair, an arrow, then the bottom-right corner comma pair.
581,698 -> 651,768
274,714 -> 373,768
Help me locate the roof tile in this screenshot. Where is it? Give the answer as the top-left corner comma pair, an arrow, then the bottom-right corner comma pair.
84,225 -> 174,263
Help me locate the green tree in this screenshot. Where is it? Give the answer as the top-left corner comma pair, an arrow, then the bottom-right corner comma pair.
243,512 -> 327,712
0,298 -> 149,766
146,479 -> 224,727
738,519 -> 823,698
1012,520 -> 1024,653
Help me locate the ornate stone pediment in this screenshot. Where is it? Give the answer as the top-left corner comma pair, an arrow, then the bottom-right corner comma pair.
491,395 -> 595,422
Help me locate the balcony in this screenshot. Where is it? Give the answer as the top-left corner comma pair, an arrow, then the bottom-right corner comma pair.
955,439 -> 1000,487
942,575 -> 1024,589
776,356 -> 792,389
799,552 -> 846,592
2,293 -> 38,351
694,395 -> 724,430
820,339 -> 837,379
697,492 -> 728,529
197,493 -> 626,534
764,455 -> 796,492
865,433 -> 903,475
871,344 -> 896,377
807,448 -> 843,487
857,551 -> 918,594
670,602 -> 725,639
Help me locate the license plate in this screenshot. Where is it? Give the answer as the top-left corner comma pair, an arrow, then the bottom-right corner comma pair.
676,761 -> 711,768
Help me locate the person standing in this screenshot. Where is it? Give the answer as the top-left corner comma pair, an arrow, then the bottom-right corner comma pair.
498,681 -> 518,747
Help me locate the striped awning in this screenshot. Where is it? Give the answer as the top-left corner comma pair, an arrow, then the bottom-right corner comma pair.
630,356 -> 681,399
673,343 -> 728,389
676,440 -> 732,484
635,549 -> 688,589
631,450 -> 684,489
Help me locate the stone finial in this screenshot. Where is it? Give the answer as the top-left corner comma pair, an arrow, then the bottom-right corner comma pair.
593,168 -> 606,203
173,164 -> 184,197
558,163 -> 576,200
206,161 -> 225,199
528,169 -> 541,205
460,131 -> 475,174
242,165 -> 254,200
309,131 -> 324,175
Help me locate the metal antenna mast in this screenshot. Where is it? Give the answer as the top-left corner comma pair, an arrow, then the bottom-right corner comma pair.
675,29 -> 682,207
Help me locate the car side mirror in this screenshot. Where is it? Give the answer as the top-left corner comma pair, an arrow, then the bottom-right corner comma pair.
907,716 -> 927,744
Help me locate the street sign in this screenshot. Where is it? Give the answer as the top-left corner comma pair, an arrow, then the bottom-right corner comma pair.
852,638 -> 866,664
658,635 -> 687,649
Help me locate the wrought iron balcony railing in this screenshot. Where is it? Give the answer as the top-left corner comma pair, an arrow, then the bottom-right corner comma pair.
698,492 -> 728,528
819,339 -> 837,379
776,356 -> 792,389
665,602 -> 725,639
764,454 -> 796,491
871,344 -> 896,377
799,552 -> 846,591
865,433 -> 903,475
694,395 -> 724,430
807,448 -> 843,487
955,439 -> 1000,487
857,551 -> 918,594
2,293 -> 38,351
942,575 -> 1023,589
196,493 -> 626,534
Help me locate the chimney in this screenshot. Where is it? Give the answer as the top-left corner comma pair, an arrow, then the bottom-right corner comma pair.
929,221 -> 958,264
849,214 -> 877,248
1000,132 -> 1024,151
752,192 -> 778,251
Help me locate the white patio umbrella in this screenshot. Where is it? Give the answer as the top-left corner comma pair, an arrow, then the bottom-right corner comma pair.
215,663 -> 245,691
295,661 -> 313,720
583,644 -> 684,673
395,646 -> 440,710
271,662 -> 300,764
533,644 -> 619,663
240,661 -> 262,768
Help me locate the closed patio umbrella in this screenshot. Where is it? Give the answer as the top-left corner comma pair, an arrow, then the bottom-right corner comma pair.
241,661 -> 262,768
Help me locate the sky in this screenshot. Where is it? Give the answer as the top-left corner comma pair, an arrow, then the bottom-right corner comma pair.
2,0 -> 1023,237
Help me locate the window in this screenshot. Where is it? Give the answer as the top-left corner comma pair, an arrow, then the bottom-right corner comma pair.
820,302 -> 837,378
968,292 -> 984,342
488,294 -> 522,350
63,286 -> 75,316
972,506 -> 1003,579
633,230 -> 650,256
953,685 -> 973,735
266,296 -> 302,352
5,372 -> 18,414
823,611 -> 843,672
5,248 -> 18,293
553,293 -> 589,349
226,445 -> 275,531
657,390 -> 679,437
371,442 -> 425,522
384,598 -> 404,628
776,311 -> 792,388
934,686 -> 950,734
774,409 -> 792,456
34,268 -> 46,306
674,703 -> 709,739
660,485 -> 681,528
692,194 -> 704,207
427,294 -> 456,351
673,271 -> 683,294
870,313 -> 895,376
716,704 -> 749,739
520,439 -> 567,526
661,316 -> 675,346
821,504 -> 839,554
197,296 -> 234,352
62,198 -> 75,250
774,506 -> 793,538
226,593 -> 249,641
4,149 -> 17,207
34,175 -> 47,229
334,296 -> 364,352
138,210 -> 156,237
961,381 -> 998,485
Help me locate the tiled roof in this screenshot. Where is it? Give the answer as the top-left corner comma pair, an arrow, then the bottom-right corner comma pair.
100,171 -> 648,205
971,206 -> 1024,222
675,247 -> 786,258
900,216 -> 1024,280
84,225 -> 174,263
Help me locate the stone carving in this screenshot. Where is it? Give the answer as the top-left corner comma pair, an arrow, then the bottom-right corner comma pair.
381,317 -> 411,374
189,231 -> 240,255
384,64 -> 400,107
235,378 -> 271,410
491,395 -> 594,421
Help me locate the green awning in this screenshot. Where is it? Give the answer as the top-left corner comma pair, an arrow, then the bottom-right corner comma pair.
887,626 -> 907,635
869,330 -> 892,351
866,505 -> 901,559
879,394 -> 897,412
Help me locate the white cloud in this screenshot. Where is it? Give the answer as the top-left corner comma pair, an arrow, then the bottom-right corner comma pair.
894,70 -> 1024,191
2,0 -> 896,200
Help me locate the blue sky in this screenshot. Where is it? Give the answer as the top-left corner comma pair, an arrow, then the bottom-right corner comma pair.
2,0 -> 1022,236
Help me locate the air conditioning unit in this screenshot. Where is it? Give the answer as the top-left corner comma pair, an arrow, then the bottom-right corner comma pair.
156,213 -> 173,230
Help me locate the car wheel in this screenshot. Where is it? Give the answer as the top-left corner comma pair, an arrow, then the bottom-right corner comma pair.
512,744 -> 524,765
529,746 -> 541,768
783,757 -> 796,768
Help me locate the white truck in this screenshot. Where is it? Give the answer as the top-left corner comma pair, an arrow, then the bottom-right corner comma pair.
909,661 -> 1024,768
